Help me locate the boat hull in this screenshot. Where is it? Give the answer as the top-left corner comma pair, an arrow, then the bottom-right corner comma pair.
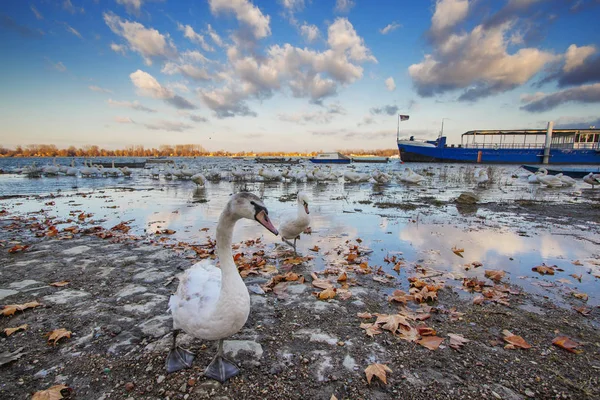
309,158 -> 351,164
398,144 -> 600,164
352,157 -> 389,163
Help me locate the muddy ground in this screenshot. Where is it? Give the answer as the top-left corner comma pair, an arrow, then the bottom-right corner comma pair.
0,196 -> 599,400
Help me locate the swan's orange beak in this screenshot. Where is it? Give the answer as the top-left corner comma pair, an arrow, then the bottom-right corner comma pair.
256,210 -> 278,236
304,203 -> 310,215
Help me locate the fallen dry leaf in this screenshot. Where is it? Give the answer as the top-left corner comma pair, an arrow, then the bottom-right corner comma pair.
360,323 -> 383,337
417,335 -> 444,350
364,363 -> 392,384
448,333 -> 470,350
3,324 -> 28,336
1,301 -> 42,317
571,260 -> 583,266
8,244 -> 29,254
573,306 -> 591,316
316,287 -> 336,300
502,330 -> 531,349
532,264 -> 555,275
46,328 -> 72,346
31,384 -> 72,400
572,292 -> 589,301
49,281 -> 70,287
452,246 -> 464,257
309,245 -> 320,252
570,273 -> 582,282
357,312 -> 373,319
387,289 -> 412,303
552,336 -> 583,354
484,270 -> 506,282
337,271 -> 347,282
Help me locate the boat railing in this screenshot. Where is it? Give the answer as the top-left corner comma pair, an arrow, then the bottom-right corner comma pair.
461,143 -> 545,149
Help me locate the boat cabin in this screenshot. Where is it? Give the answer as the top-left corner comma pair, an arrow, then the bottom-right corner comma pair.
459,129 -> 600,150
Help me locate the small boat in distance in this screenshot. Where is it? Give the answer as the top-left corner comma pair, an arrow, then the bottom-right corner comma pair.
255,157 -> 301,164
351,155 -> 389,163
521,165 -> 600,179
309,152 -> 352,164
397,120 -> 600,164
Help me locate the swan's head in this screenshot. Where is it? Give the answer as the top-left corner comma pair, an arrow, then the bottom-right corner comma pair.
227,192 -> 278,236
297,191 -> 310,214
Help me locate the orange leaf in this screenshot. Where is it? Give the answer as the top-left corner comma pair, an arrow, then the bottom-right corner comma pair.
3,324 -> 28,336
1,301 -> 42,317
572,292 -> 588,301
532,264 -> 555,275
417,336 -> 444,350
392,261 -> 404,272
484,270 -> 506,282
49,281 -> 70,287
46,328 -> 72,345
337,271 -> 347,282
552,336 -> 583,354
32,384 -> 72,400
317,287 -> 336,300
502,330 -> 531,349
570,273 -> 582,282
310,245 -> 320,252
451,246 -> 464,257
284,272 -> 299,281
8,244 -> 29,254
364,363 -> 392,384
417,325 -> 437,336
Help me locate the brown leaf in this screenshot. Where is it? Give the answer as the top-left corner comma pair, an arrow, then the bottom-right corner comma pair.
452,246 -> 464,257
46,328 -> 72,345
310,245 -> 320,252
284,272 -> 299,281
392,261 -> 404,272
573,306 -> 591,316
417,325 -> 437,336
31,384 -> 72,400
364,363 -> 392,384
337,271 -> 347,282
3,324 -> 28,336
360,323 -> 382,338
448,333 -> 470,350
376,314 -> 411,334
330,396 -> 338,400
8,244 -> 29,253
570,273 -> 582,282
572,292 -> 588,301
502,330 -> 531,349
552,336 -> 583,354
484,270 -> 506,282
417,336 -> 444,350
532,264 -> 555,275
316,287 -> 336,300
357,312 -> 373,319
159,229 -> 176,235
571,260 -> 583,266
1,301 -> 42,317
388,290 -> 412,304
49,281 -> 70,287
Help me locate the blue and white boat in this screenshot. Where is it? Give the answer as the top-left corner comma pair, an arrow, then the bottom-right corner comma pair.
309,152 -> 352,164
397,124 -> 600,164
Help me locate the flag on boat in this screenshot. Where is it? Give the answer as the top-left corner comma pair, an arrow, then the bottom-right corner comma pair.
399,115 -> 409,121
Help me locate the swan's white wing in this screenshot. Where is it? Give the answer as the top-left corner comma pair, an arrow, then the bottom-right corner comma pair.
169,259 -> 221,330
280,214 -> 310,239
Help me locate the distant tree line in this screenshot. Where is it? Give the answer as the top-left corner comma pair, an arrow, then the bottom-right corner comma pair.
0,144 -> 399,158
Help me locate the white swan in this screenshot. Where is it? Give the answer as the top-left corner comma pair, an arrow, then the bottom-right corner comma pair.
474,168 -> 489,187
65,160 -> 78,176
536,168 -> 563,187
167,192 -> 278,380
583,172 -> 600,188
399,168 -> 425,184
371,169 -> 392,184
279,192 -> 310,254
555,173 -> 576,187
191,172 -> 206,187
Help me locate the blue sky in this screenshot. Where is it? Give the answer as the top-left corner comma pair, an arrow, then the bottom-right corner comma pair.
1,0 -> 599,152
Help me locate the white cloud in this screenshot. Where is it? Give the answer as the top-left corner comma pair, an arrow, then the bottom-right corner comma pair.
409,22 -> 557,100
385,77 -> 396,91
167,81 -> 190,93
89,85 -> 112,94
564,44 -> 596,72
115,116 -> 134,124
104,12 -> 176,66
162,62 -> 211,81
278,103 -> 346,124
53,61 -> 67,72
430,0 -> 469,39
63,0 -> 84,14
110,43 -> 127,55
30,5 -> 43,20
198,17 -> 375,117
335,0 -> 355,13
280,0 -> 304,11
206,24 -> 224,47
300,23 -> 319,42
357,115 -> 376,126
379,22 -> 401,35
64,23 -> 82,39
116,0 -> 144,15
177,23 -> 213,52
190,114 -> 209,123
144,120 -> 193,132
130,70 -> 197,109
107,98 -> 156,113
521,82 -> 600,112
209,0 -> 271,40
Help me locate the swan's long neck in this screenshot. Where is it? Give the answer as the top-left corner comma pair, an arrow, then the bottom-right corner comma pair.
216,210 -> 241,285
297,201 -> 306,217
